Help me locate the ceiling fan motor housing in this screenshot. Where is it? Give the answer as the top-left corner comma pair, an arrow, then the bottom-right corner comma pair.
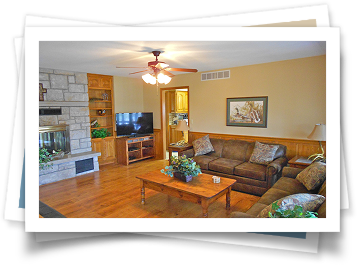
152,51 -> 161,57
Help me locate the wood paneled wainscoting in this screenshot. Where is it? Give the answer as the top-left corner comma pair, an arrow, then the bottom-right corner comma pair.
153,129 -> 164,160
188,132 -> 326,160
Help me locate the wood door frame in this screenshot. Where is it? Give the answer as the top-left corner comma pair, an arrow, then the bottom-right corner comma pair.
160,86 -> 189,159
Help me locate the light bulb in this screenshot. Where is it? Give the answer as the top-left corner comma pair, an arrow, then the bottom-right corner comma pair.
142,73 -> 156,85
157,73 -> 171,85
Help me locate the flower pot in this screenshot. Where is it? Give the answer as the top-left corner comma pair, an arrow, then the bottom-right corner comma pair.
173,172 -> 193,182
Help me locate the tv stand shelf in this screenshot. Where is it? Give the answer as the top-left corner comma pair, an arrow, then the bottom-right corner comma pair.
116,135 -> 155,165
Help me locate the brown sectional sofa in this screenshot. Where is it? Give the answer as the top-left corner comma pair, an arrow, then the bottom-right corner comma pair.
181,138 -> 288,196
230,166 -> 326,218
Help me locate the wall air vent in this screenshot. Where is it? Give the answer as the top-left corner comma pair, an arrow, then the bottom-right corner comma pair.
201,70 -> 230,81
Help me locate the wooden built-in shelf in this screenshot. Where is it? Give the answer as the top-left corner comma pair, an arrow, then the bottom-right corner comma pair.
88,73 -> 116,166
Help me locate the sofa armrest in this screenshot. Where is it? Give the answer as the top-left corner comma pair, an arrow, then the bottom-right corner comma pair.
266,157 -> 288,177
282,167 -> 304,179
230,212 -> 257,218
180,148 -> 194,158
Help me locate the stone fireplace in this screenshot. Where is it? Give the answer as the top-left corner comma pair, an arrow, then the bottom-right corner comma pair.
39,68 -> 100,185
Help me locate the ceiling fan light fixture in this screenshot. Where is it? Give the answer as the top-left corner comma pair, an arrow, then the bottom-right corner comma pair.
157,73 -> 171,85
142,73 -> 156,85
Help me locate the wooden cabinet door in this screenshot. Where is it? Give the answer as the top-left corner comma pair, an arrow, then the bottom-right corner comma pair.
175,91 -> 188,113
92,139 -> 104,164
183,92 -> 188,112
88,74 -> 101,88
104,138 -> 116,162
175,92 -> 185,113
92,137 -> 116,165
100,76 -> 112,89
88,74 -> 112,89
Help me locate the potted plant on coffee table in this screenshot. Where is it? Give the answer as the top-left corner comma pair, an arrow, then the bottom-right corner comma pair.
161,155 -> 202,182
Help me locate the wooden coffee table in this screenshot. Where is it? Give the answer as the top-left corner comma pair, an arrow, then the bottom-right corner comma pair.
136,170 -> 236,218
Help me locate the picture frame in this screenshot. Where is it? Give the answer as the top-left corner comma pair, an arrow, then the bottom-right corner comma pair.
226,96 -> 268,127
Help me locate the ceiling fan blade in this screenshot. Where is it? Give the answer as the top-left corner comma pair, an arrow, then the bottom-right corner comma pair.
160,70 -> 175,77
165,68 -> 198,73
129,69 -> 150,75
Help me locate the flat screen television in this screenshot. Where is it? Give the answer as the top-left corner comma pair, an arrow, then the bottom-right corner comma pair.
116,112 -> 154,137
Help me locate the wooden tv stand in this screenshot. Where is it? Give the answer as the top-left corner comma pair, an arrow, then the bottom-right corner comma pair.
116,135 -> 155,165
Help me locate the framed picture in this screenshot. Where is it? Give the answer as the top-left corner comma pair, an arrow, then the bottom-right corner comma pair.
226,96 -> 268,127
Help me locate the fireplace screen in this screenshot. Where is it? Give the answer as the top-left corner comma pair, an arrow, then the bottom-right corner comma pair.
39,125 -> 70,154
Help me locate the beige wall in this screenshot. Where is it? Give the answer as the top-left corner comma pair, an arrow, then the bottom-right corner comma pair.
113,75 -> 144,113
143,55 -> 326,140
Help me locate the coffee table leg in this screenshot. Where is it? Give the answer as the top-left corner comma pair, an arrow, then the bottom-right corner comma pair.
140,180 -> 145,205
226,187 -> 231,210
202,199 -> 208,218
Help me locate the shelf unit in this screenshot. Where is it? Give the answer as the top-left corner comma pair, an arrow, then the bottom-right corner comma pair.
88,73 -> 116,165
116,135 -> 155,165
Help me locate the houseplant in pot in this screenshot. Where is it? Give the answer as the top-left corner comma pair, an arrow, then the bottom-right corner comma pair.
161,155 -> 202,182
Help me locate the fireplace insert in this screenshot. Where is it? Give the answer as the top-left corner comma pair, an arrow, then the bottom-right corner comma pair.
39,125 -> 70,154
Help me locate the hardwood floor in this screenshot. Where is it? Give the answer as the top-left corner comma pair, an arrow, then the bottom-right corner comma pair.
39,159 -> 260,218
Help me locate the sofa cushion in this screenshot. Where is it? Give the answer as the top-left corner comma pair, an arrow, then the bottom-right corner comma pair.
257,193 -> 326,218
209,158 -> 244,175
209,138 -> 225,157
192,135 -> 215,156
317,201 -> 326,218
272,177 -> 311,194
246,202 -> 268,216
221,140 -> 249,161
258,188 -> 291,206
249,141 -> 279,165
273,144 -> 287,159
296,162 -> 326,190
193,155 -> 219,170
234,162 -> 266,181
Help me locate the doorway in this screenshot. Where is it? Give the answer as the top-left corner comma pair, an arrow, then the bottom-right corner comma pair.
160,86 -> 189,160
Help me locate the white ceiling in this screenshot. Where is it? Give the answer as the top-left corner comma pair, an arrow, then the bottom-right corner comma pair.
39,41 -> 326,78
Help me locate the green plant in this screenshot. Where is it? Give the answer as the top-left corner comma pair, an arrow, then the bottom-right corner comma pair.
161,155 -> 202,177
91,128 -> 111,138
268,202 -> 318,218
39,148 -> 59,170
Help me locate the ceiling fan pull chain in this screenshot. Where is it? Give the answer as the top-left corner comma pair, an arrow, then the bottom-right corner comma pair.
156,80 -> 159,96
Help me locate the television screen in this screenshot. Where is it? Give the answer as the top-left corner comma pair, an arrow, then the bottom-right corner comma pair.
116,112 -> 154,137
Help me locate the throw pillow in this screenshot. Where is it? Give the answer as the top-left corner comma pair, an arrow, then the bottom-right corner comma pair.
258,193 -> 325,218
192,135 -> 214,156
296,162 -> 326,191
249,141 -> 279,165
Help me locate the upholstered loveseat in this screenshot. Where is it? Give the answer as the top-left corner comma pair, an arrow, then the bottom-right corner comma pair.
181,137 -> 288,196
230,166 -> 326,218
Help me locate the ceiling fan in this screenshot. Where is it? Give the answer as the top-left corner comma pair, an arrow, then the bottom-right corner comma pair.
116,51 -> 198,85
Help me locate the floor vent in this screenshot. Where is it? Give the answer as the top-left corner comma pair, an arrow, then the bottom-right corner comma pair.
201,70 -> 230,81
75,158 -> 94,174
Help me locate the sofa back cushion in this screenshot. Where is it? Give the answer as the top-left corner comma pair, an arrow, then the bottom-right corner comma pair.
221,140 -> 250,161
208,138 -> 225,157
273,144 -> 287,159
